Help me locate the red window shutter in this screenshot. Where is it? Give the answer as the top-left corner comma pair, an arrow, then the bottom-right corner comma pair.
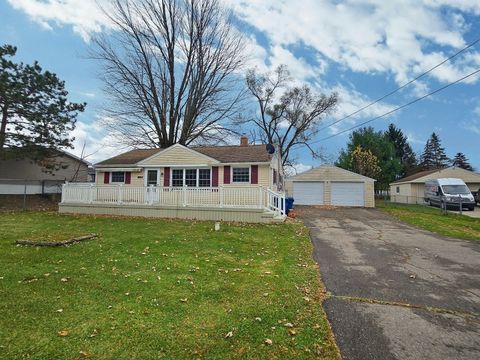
212,166 -> 219,187
125,172 -> 131,184
164,167 -> 170,187
104,172 -> 110,184
223,166 -> 230,184
251,165 -> 258,184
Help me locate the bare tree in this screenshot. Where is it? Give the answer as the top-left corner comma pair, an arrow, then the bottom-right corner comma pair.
242,65 -> 338,167
91,0 -> 245,148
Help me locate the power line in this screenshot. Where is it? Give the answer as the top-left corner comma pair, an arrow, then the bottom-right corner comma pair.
317,36 -> 480,132
313,67 -> 480,143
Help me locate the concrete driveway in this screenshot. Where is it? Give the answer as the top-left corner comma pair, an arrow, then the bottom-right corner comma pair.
298,206 -> 480,360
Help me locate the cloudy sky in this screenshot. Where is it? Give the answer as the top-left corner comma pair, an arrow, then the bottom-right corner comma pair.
2,0 -> 480,172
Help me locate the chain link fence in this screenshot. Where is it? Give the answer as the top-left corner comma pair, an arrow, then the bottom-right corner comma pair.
377,192 -> 477,215
0,179 -> 64,210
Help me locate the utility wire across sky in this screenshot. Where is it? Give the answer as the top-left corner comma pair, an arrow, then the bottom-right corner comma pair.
314,67 -> 480,143
317,36 -> 480,133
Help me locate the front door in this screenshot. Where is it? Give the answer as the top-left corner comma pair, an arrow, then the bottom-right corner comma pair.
146,169 -> 159,186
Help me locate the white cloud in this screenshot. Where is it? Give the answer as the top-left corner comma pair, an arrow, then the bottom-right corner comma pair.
7,0 -> 110,41
285,162 -> 313,176
225,0 -> 480,87
322,84 -> 396,135
70,118 -> 125,163
464,121 -> 480,135
406,133 -> 425,146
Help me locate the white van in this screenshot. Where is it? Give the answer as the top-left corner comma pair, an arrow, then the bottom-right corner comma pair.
425,178 -> 475,211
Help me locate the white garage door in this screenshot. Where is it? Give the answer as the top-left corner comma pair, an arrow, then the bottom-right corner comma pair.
331,182 -> 364,207
293,182 -> 324,205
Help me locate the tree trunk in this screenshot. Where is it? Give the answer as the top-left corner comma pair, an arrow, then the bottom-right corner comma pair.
0,107 -> 8,149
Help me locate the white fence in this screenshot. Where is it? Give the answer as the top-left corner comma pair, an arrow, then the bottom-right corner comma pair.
62,184 -> 286,216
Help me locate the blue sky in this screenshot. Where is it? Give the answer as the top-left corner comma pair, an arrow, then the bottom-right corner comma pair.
1,0 -> 480,172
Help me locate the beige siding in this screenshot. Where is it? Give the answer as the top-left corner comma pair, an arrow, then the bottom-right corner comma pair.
96,170 -> 144,186
390,167 -> 480,203
467,183 -> 480,192
59,203 -> 283,223
286,165 -> 375,207
0,155 -> 88,182
390,184 -> 420,204
140,146 -> 218,166
219,165 -> 271,188
364,182 -> 375,208
289,165 -> 375,182
97,165 -> 273,189
324,181 -> 331,205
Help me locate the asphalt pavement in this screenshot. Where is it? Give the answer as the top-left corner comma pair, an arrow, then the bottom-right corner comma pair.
298,206 -> 480,360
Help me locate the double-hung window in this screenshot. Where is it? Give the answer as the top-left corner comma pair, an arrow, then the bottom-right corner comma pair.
172,169 -> 184,187
232,167 -> 250,183
185,169 -> 197,187
170,168 -> 211,187
199,169 -> 211,187
111,171 -> 125,183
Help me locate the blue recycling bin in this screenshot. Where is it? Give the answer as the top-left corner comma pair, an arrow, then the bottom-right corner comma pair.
285,197 -> 294,214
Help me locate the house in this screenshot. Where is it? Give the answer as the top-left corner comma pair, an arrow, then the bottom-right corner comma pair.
0,149 -> 90,195
285,165 -> 375,207
59,137 -> 286,223
389,167 -> 480,204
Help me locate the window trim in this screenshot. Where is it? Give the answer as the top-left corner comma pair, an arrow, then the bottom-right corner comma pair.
145,169 -> 160,186
110,171 -> 125,184
169,168 -> 211,187
231,166 -> 251,183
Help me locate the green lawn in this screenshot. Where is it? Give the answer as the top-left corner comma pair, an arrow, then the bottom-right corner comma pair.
0,211 -> 338,359
377,201 -> 480,241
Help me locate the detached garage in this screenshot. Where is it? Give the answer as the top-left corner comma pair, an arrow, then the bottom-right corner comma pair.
285,165 -> 375,207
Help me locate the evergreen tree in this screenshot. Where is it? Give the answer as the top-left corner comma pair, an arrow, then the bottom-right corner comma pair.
0,44 -> 85,160
336,127 -> 402,190
420,132 -> 449,169
384,123 -> 417,176
452,152 -> 474,171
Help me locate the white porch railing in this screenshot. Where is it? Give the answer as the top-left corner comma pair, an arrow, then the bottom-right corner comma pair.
61,184 -> 286,216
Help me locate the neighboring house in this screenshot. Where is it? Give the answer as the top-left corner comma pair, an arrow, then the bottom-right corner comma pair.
390,167 -> 480,204
0,150 -> 90,195
285,165 -> 375,207
59,137 -> 286,223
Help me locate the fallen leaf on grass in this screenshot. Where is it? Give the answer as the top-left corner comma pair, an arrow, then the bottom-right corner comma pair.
79,351 -> 89,357
284,322 -> 294,328
255,317 -> 262,322
264,338 -> 273,345
55,309 -> 63,313
89,329 -> 98,338
57,330 -> 69,337
180,298 -> 188,303
225,331 -> 233,339
303,296 -> 311,302
288,329 -> 297,336
60,278 -> 69,282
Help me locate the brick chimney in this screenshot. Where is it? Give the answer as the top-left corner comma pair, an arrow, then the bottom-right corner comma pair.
240,135 -> 248,147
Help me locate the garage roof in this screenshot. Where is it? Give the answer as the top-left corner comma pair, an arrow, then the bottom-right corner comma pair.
287,165 -> 375,182
390,166 -> 480,185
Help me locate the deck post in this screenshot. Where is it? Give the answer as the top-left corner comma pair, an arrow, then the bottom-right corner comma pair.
89,184 -> 94,204
182,186 -> 187,207
219,186 -> 224,208
118,184 -> 123,204
258,186 -> 263,209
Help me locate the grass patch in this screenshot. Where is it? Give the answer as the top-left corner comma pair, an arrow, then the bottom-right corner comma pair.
377,200 -> 480,241
0,211 -> 338,359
